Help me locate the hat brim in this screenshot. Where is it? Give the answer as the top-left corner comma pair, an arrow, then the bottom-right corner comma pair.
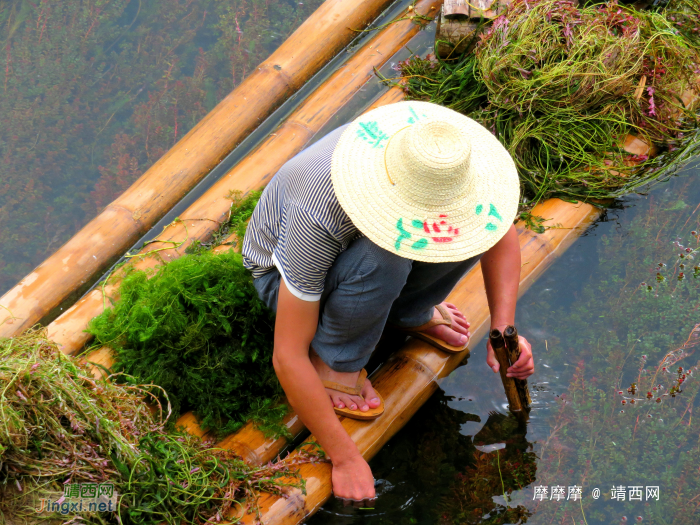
331,101 -> 521,262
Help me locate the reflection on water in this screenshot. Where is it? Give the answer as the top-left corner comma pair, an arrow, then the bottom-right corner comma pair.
0,0 -> 323,295
311,161 -> 700,525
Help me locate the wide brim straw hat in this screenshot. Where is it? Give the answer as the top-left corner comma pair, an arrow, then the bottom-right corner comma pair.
331,100 -> 521,262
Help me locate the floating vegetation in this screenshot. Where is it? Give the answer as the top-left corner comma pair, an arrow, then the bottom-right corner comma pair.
0,329 -> 309,525
87,245 -> 284,438
396,0 -> 700,205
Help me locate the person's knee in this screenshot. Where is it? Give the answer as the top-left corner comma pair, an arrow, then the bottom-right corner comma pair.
340,237 -> 411,293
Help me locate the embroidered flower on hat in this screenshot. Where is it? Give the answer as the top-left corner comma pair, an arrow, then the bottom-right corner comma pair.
395,214 -> 460,251
476,203 -> 503,231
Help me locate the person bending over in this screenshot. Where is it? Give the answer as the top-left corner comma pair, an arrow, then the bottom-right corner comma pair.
242,101 -> 534,503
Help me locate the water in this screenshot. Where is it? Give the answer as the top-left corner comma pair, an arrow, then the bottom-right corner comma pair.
310,165 -> 700,524
0,0 -> 326,295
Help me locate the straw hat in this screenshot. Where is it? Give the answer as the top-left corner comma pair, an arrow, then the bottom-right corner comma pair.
331,101 -> 520,262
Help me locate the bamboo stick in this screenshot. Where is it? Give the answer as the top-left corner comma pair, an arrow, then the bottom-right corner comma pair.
489,328 -> 524,413
0,0 -> 400,338
47,0 -> 442,355
503,324 -> 532,407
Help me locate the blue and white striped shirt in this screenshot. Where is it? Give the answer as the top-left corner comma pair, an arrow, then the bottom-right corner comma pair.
242,125 -> 358,301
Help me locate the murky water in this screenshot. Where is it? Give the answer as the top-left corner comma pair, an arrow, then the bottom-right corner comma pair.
0,0 -> 326,295
310,164 -> 700,524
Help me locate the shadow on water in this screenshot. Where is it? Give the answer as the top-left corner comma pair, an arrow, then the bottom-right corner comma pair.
312,161 -> 700,525
312,388 -> 537,525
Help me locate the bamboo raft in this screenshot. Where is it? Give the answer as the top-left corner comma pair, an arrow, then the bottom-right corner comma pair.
2,0 -> 697,523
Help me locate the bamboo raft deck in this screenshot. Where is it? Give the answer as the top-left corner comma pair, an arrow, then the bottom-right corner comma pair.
1,0 -> 697,523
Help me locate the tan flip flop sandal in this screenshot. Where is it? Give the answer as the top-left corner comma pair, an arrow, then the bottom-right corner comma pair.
397,304 -> 468,354
322,368 -> 385,421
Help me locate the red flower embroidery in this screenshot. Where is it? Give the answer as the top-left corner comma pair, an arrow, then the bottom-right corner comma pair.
422,214 -> 459,243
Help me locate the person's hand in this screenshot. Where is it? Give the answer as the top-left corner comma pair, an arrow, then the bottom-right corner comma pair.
331,453 -> 376,506
486,335 -> 534,379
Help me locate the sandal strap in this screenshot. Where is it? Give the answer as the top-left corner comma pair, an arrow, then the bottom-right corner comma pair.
403,304 -> 452,333
322,368 -> 368,396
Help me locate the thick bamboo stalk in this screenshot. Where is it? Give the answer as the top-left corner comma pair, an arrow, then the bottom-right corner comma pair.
503,324 -> 532,407
235,197 -> 603,524
489,328 -> 524,413
45,0 -> 442,355
0,0 -> 400,337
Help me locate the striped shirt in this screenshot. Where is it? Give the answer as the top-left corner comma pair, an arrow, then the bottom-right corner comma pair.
242,125 -> 358,301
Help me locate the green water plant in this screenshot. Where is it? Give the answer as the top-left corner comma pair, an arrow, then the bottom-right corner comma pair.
87,246 -> 285,438
397,0 -> 700,206
0,329 -> 310,525
526,176 -> 700,523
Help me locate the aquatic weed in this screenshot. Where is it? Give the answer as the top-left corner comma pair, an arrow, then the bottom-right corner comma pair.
0,328 -> 309,524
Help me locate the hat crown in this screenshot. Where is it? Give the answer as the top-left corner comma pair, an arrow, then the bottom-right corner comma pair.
389,120 -> 473,206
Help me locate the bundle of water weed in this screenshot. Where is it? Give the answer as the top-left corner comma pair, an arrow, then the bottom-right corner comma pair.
87,249 -> 285,438
659,0 -> 700,48
0,329 -> 306,525
398,0 -> 700,203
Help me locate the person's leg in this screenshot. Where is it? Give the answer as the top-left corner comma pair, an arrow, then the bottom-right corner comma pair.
253,269 -> 282,313
311,237 -> 413,411
311,236 -> 412,372
253,237 -> 413,412
387,255 -> 481,346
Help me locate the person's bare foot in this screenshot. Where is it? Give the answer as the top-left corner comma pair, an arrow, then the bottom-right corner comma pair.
309,350 -> 381,413
422,302 -> 471,347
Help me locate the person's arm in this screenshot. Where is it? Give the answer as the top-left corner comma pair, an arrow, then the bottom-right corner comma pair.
480,224 -> 534,379
272,279 -> 376,501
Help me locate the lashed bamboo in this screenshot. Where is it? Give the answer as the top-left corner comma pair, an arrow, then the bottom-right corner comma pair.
489,328 -> 524,413
78,67 -> 664,469
0,0 -> 400,338
46,0 -> 443,355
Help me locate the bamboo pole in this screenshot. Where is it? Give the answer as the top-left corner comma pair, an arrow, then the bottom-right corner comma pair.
488,328 -> 524,413
0,0 -> 401,338
77,66 -> 665,467
503,324 -> 532,407
47,0 -> 441,356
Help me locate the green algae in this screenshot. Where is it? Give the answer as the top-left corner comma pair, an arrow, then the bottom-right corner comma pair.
87,247 -> 284,438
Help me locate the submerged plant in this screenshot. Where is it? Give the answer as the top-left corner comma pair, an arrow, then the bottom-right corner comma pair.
87,248 -> 284,438
0,0 -> 323,295
527,176 -> 700,523
0,329 -> 309,525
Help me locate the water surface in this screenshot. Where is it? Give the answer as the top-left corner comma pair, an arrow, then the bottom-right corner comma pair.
0,0 -> 324,295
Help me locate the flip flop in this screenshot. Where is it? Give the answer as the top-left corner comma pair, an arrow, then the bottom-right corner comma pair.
322,368 -> 385,421
395,304 -> 468,354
